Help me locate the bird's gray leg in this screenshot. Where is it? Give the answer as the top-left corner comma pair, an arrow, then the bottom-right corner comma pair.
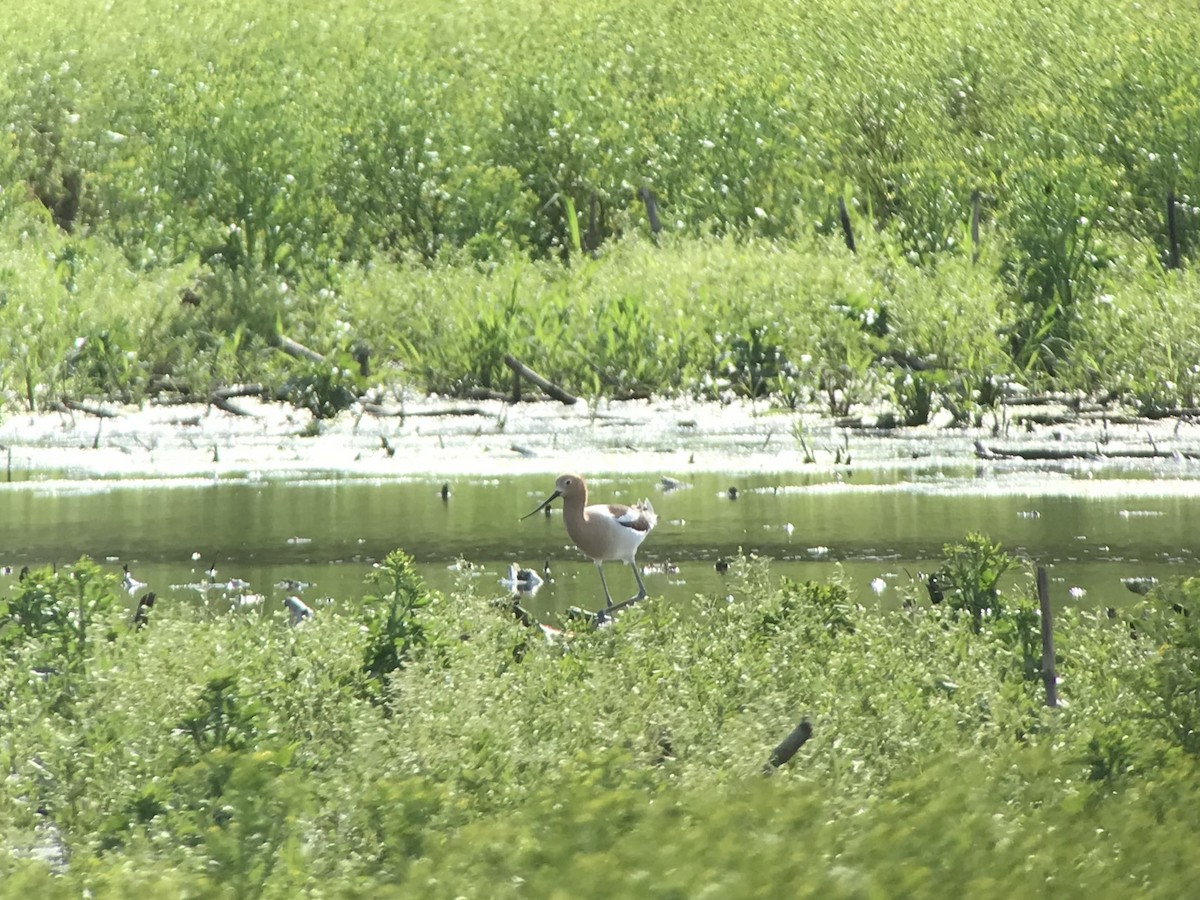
629,560 -> 648,603
595,561 -> 615,607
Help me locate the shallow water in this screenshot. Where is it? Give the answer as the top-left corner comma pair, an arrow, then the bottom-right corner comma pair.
2,462 -> 1199,624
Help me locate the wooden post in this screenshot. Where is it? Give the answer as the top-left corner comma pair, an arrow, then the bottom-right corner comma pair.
1166,191 -> 1181,270
763,719 -> 813,774
638,186 -> 662,236
511,364 -> 522,403
970,190 -> 982,264
838,197 -> 856,253
1037,566 -> 1058,708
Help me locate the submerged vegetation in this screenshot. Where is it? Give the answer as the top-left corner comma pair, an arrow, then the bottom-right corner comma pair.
1,0 -> 1199,422
3,548 -> 1200,894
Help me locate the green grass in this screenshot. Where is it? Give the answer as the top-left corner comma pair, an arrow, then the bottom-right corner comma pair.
3,549 -> 1200,895
1,0 -> 1199,420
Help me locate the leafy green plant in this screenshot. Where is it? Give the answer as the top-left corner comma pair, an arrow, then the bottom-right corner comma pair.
934,532 -> 1020,631
360,550 -> 436,695
0,558 -> 123,675
176,669 -> 263,754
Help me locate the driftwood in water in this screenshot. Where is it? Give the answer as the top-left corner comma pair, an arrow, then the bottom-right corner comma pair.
359,402 -> 489,419
974,441 -> 1199,461
58,397 -> 118,418
208,383 -> 265,417
503,355 -> 578,404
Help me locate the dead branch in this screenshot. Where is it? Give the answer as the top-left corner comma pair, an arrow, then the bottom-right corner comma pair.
503,355 -> 577,405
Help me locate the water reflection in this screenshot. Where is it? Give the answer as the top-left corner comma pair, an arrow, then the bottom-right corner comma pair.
0,466 -> 1198,618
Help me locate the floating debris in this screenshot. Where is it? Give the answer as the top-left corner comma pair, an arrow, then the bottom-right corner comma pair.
275,578 -> 312,592
642,560 -> 680,576
1118,509 -> 1166,518
286,536 -> 313,545
807,546 -> 830,557
1017,510 -> 1041,519
1068,586 -> 1087,599
659,476 -> 690,492
870,577 -> 887,594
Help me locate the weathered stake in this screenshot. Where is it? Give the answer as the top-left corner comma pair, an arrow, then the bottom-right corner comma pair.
838,197 -> 856,253
763,719 -> 814,775
638,186 -> 662,236
970,190 -> 982,264
1166,191 -> 1181,271
1037,566 -> 1058,708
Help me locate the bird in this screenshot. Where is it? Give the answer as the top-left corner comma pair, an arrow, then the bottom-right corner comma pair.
500,562 -> 544,594
283,595 -> 314,625
522,473 -> 656,610
122,563 -> 147,594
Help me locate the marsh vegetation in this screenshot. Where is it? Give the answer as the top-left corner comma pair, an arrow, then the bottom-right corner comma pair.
5,0 -> 1200,893
1,0 -> 1198,424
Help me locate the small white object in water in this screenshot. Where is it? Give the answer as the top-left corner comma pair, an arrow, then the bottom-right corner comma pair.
785,522 -> 795,538
808,546 -> 830,557
1068,586 -> 1086,599
870,577 -> 887,594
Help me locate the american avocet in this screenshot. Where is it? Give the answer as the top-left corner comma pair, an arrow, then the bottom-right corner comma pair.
522,474 -> 657,609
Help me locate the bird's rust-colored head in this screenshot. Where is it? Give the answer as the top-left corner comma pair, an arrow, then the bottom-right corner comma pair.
553,473 -> 587,503
521,473 -> 588,520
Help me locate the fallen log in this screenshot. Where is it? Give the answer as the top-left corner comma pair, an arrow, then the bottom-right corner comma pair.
276,335 -> 326,364
210,396 -> 253,417
503,355 -> 577,405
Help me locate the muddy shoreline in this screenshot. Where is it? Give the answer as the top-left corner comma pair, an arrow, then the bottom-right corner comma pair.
2,396 -> 1199,481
